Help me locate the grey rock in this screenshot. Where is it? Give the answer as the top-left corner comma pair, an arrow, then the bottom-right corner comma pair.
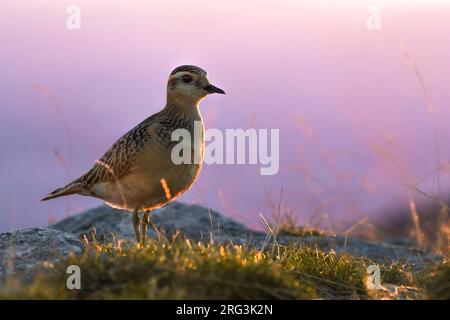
0,227 -> 83,282
51,204 -> 135,241
51,202 -> 254,244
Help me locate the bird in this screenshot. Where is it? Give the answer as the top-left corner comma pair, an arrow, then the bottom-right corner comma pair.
42,65 -> 225,245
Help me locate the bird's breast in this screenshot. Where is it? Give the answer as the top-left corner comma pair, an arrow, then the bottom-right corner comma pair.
94,117 -> 205,212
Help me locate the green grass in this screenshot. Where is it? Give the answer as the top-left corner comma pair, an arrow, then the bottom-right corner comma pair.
278,225 -> 326,237
280,246 -> 366,298
2,232 -> 445,300
417,262 -> 450,300
274,212 -> 326,237
380,261 -> 413,286
0,237 -> 372,300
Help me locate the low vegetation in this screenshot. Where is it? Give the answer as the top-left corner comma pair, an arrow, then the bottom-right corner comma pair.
0,233 -> 445,300
417,262 -> 450,300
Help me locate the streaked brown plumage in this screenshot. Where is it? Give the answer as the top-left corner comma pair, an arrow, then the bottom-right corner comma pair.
42,65 -> 225,244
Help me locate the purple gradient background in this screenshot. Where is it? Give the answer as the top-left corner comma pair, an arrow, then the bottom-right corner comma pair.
1,0 -> 450,232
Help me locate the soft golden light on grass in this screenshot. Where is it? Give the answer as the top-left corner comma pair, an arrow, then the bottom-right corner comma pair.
160,178 -> 172,200
219,246 -> 226,257
2,233 -> 445,300
401,42 -> 442,197
408,196 -> 426,246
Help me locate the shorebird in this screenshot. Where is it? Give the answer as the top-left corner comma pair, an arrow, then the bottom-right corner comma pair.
42,65 -> 225,244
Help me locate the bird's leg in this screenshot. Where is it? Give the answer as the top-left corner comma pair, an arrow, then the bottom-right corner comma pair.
140,210 -> 151,246
132,209 -> 141,244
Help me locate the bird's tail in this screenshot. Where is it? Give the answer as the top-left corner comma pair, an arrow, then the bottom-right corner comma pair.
41,183 -> 83,201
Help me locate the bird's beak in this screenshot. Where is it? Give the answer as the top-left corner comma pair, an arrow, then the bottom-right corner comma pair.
204,84 -> 225,94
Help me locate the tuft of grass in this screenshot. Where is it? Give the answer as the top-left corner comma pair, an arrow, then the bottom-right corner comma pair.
0,237 -> 372,300
417,262 -> 450,300
380,261 -> 413,286
274,209 -> 326,238
280,246 -> 367,298
278,225 -> 326,237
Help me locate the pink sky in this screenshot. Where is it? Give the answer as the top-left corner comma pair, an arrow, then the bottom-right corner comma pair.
1,0 -> 450,232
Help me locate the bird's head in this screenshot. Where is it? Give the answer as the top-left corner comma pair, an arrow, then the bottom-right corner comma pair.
166,65 -> 225,107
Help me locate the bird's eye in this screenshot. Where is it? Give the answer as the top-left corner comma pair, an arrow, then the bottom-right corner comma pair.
181,75 -> 192,83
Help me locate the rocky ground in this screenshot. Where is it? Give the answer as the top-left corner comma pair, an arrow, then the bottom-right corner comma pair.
0,202 -> 445,298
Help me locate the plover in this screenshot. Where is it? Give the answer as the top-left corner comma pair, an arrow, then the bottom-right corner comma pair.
42,65 -> 225,244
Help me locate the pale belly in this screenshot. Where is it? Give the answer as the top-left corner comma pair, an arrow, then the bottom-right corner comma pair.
91,139 -> 204,212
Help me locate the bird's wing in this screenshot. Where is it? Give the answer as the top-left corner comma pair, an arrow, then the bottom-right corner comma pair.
74,115 -> 158,188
